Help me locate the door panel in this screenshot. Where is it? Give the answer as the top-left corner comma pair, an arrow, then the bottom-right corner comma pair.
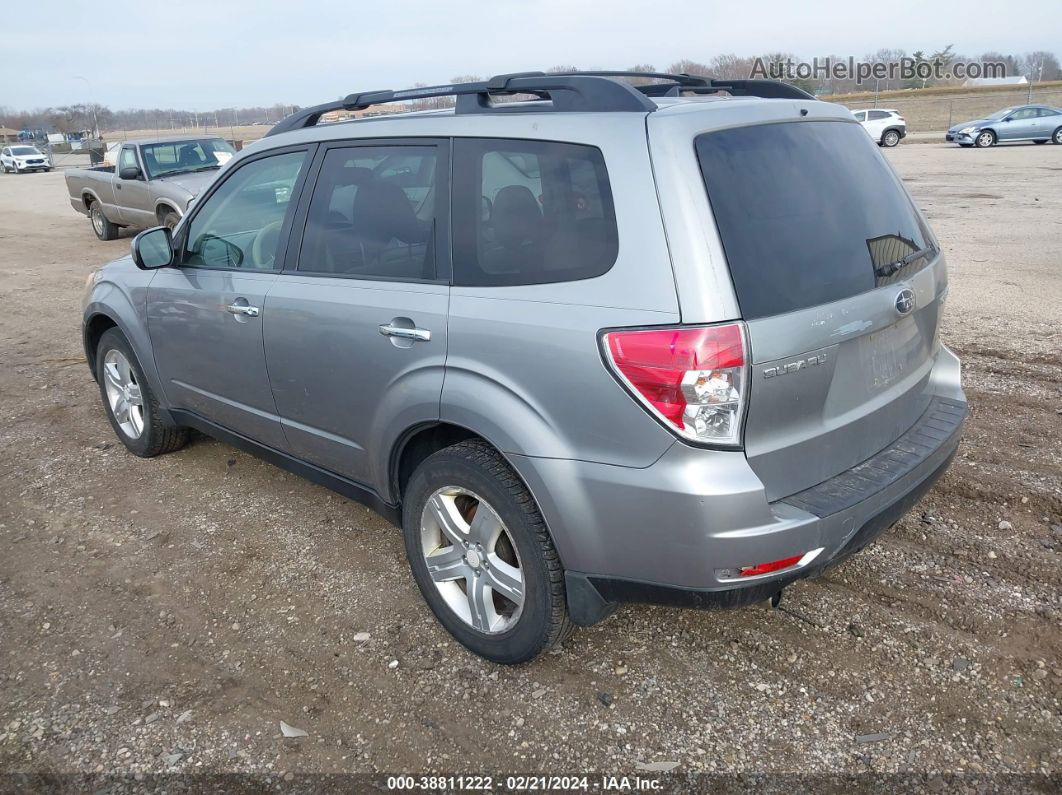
148,269 -> 286,448
147,146 -> 310,449
115,145 -> 154,227
263,139 -> 450,492
264,277 -> 448,488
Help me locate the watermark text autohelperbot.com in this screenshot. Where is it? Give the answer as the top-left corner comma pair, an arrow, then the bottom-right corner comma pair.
750,56 -> 1007,85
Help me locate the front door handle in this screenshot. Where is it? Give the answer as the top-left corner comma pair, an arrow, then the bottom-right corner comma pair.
226,303 -> 260,317
379,323 -> 430,342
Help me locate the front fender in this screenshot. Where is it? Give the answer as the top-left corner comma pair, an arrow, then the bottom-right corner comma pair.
83,266 -> 172,424
154,199 -> 183,220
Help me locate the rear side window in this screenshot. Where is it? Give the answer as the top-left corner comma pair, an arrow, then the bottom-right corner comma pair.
452,138 -> 618,286
298,145 -> 438,280
695,121 -> 936,320
867,110 -> 890,120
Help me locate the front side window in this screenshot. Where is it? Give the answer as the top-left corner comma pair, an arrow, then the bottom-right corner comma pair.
1010,108 -> 1039,120
141,138 -> 236,179
297,145 -> 438,280
451,138 -> 618,286
118,146 -> 138,174
183,151 -> 306,270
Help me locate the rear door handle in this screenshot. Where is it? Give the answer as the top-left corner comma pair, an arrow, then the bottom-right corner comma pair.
379,323 -> 430,342
226,303 -> 259,317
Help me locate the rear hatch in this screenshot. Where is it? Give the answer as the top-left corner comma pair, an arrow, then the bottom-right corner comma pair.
693,118 -> 945,500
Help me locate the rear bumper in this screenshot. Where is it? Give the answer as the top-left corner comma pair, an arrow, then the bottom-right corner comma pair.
510,348 -> 967,625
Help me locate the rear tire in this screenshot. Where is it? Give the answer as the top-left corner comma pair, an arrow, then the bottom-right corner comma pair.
96,327 -> 188,458
402,439 -> 574,663
881,130 -> 900,147
89,202 -> 119,241
974,130 -> 996,148
1053,126 -> 1062,145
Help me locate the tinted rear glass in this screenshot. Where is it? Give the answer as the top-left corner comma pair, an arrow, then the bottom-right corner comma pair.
695,121 -> 936,320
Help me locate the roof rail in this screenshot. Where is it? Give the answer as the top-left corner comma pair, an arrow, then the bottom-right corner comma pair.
265,71 -> 814,137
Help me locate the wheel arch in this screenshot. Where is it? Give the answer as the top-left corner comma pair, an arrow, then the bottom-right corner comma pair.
83,311 -> 120,376
154,200 -> 181,224
388,421 -> 572,568
83,297 -> 175,426
82,188 -> 103,209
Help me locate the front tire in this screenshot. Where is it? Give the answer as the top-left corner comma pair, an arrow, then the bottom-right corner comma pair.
96,328 -> 188,458
881,130 -> 900,147
161,210 -> 181,231
975,130 -> 996,148
89,202 -> 119,241
402,440 -> 573,663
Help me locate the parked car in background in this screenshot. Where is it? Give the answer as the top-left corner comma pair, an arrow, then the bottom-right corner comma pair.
65,135 -> 236,240
851,109 -> 906,147
946,105 -> 1062,147
1,144 -> 51,173
81,72 -> 966,663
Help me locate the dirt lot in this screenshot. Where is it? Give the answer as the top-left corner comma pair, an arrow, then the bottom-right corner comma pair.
0,142 -> 1059,789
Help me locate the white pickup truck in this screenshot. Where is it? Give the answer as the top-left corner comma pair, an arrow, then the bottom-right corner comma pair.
65,135 -> 235,240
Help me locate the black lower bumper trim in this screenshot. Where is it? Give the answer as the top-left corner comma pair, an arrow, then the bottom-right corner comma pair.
565,445 -> 958,625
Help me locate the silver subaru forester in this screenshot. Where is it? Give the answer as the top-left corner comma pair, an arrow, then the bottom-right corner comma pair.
82,71 -> 966,663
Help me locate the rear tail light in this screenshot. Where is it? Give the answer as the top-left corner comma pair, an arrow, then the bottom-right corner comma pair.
602,323 -> 748,446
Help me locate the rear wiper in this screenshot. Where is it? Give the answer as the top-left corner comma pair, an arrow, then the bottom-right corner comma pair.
874,245 -> 936,278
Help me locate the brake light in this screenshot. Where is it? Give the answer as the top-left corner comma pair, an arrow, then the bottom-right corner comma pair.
603,323 -> 747,446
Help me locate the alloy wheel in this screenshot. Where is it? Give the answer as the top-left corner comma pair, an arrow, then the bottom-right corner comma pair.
91,207 -> 105,237
420,486 -> 524,634
102,349 -> 145,439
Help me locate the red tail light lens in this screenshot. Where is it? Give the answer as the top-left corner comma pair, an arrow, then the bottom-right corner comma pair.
603,323 -> 747,446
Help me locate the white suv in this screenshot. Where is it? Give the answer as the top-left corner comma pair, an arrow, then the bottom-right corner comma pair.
852,108 -> 906,147
1,144 -> 52,173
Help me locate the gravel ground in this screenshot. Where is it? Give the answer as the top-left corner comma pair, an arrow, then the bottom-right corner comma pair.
0,142 -> 1059,791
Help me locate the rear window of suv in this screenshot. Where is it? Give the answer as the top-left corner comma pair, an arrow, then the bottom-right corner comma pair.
452,138 -> 619,286
695,120 -> 936,320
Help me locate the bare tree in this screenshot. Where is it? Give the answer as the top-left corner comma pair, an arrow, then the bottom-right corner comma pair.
667,60 -> 710,77
1022,51 -> 1061,81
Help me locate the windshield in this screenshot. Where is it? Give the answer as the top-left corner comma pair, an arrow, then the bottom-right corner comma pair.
695,120 -> 936,320
11,146 -> 39,155
140,139 -> 237,179
986,107 -> 1016,120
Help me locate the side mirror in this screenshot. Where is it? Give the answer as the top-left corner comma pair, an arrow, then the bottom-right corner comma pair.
131,227 -> 174,270
119,165 -> 142,180
1003,116 -> 1014,123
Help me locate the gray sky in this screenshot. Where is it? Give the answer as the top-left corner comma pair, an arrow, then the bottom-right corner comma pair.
2,0 -> 1060,110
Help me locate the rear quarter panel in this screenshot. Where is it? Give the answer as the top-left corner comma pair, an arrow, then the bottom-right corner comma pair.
437,112 -> 683,468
